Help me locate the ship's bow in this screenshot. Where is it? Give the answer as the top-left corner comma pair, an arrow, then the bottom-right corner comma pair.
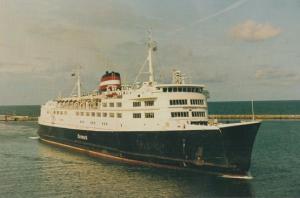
219,121 -> 261,175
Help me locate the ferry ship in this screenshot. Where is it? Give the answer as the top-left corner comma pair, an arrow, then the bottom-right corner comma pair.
38,36 -> 261,178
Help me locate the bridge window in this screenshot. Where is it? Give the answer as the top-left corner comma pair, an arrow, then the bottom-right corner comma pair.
159,86 -> 203,93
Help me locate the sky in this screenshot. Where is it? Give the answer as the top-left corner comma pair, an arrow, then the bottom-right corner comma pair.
0,0 -> 299,104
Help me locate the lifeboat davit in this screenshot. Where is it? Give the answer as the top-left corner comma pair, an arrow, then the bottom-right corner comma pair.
99,71 -> 121,93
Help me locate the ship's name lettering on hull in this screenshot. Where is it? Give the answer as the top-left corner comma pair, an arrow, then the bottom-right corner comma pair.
77,134 -> 88,140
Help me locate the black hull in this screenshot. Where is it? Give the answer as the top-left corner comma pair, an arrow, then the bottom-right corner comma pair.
37,122 -> 260,177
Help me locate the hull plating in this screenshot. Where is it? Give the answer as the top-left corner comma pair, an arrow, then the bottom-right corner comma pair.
37,122 -> 260,176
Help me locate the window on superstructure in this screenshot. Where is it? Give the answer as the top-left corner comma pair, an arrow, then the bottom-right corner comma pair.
117,113 -> 122,118
86,112 -> 90,116
145,113 -> 154,118
178,87 -> 182,92
133,113 -> 141,118
133,102 -> 141,107
190,99 -> 204,105
192,111 -> 206,117
163,88 -> 167,92
145,101 -> 154,106
64,111 -> 67,115
76,112 -> 79,116
91,112 -> 95,117
109,113 -> 114,118
117,102 -> 122,107
170,99 -> 187,105
103,112 -> 107,117
109,103 -> 114,107
171,112 -> 189,117
168,87 -> 172,92
97,112 -> 101,117
102,103 -> 107,107
80,112 -> 84,116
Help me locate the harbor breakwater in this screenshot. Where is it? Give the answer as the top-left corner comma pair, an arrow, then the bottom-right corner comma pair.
209,114 -> 300,120
0,115 -> 38,121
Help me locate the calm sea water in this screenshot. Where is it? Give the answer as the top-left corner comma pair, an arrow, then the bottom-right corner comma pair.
0,102 -> 299,197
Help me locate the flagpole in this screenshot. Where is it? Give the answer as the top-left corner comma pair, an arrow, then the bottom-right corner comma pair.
251,99 -> 255,121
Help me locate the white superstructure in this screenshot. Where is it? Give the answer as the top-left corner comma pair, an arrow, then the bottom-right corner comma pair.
39,36 -> 213,132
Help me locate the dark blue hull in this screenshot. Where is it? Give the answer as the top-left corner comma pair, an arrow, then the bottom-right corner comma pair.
37,122 -> 260,177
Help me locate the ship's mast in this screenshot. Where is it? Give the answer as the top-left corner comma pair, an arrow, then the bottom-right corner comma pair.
76,68 -> 81,98
147,32 -> 157,84
71,66 -> 82,98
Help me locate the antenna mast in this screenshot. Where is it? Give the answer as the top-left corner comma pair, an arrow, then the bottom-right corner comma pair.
147,31 -> 157,84
76,67 -> 81,97
71,66 -> 82,97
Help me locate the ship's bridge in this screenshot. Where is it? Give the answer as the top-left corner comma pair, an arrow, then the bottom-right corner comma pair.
156,84 -> 205,94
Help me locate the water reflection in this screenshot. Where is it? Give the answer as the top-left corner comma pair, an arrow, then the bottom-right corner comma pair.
38,143 -> 254,197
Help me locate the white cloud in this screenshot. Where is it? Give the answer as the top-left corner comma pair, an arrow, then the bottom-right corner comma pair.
255,67 -> 300,85
230,20 -> 281,41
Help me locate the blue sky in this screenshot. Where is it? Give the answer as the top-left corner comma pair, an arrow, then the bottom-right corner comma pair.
0,0 -> 299,104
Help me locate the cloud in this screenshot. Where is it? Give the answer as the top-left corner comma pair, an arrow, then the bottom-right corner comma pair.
230,20 -> 281,41
255,66 -> 300,85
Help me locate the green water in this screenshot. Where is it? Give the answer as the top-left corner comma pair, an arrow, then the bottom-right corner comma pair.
0,121 -> 299,197
0,102 -> 299,197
